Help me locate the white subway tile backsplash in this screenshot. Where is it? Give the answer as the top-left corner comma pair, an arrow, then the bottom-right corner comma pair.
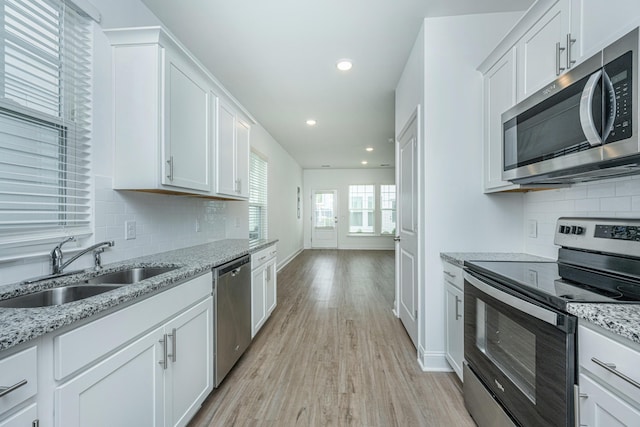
600,197 -> 631,212
586,182 -> 617,198
574,198 -> 600,212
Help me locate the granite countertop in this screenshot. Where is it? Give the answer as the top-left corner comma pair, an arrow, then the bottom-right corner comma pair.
0,238 -> 277,352
440,252 -> 554,267
567,303 -> 640,345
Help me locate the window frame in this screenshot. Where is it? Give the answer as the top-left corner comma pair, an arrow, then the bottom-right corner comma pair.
248,149 -> 268,243
347,183 -> 396,237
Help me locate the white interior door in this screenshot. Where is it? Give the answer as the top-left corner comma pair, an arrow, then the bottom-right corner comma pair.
311,190 -> 338,248
396,110 -> 419,349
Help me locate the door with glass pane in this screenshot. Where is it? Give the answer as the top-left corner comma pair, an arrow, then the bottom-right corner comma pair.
311,190 -> 338,248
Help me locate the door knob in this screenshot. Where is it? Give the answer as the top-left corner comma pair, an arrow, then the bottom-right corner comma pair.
394,236 -> 401,242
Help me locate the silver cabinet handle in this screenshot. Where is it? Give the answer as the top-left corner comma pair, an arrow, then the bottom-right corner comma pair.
444,271 -> 456,278
556,42 -> 566,76
258,256 -> 267,261
591,357 -> 640,390
166,156 -> 174,181
235,179 -> 241,194
455,296 -> 462,320
159,334 -> 168,369
0,379 -> 27,398
169,328 -> 177,363
567,33 -> 576,69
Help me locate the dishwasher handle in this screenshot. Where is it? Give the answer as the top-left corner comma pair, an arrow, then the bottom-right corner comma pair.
216,255 -> 250,277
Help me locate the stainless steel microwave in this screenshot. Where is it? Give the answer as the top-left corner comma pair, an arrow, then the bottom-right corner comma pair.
502,27 -> 640,184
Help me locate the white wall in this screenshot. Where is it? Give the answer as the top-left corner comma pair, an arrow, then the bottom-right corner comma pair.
395,11 -> 525,370
303,168 -> 396,250
524,175 -> 640,258
0,0 -> 303,286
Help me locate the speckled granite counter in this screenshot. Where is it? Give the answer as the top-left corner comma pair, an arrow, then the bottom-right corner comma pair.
440,252 -> 554,267
0,238 -> 277,352
568,303 -> 640,345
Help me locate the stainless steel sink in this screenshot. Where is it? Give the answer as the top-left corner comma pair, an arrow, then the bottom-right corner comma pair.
85,266 -> 178,285
0,285 -> 123,308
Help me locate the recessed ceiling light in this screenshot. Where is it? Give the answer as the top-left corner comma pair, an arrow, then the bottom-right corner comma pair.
361,161 -> 368,165
306,119 -> 317,126
365,147 -> 374,152
336,59 -> 353,71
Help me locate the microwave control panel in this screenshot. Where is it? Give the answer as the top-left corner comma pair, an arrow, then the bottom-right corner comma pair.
605,50 -> 633,143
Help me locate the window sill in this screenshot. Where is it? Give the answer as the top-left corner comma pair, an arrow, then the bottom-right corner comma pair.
346,233 -> 395,238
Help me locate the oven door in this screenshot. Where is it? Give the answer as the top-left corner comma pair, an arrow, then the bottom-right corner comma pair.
464,271 -> 577,427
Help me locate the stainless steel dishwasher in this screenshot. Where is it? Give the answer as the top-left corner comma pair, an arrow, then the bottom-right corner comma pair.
213,255 -> 251,387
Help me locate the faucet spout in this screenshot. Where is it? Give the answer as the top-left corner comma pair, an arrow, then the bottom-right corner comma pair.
56,240 -> 115,274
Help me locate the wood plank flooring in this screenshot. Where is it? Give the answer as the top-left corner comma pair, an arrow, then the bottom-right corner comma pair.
189,249 -> 475,426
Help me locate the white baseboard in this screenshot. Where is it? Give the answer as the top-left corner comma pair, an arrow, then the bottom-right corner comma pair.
276,247 -> 303,272
417,347 -> 453,372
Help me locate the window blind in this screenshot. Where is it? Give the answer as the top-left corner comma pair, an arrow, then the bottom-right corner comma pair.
249,151 -> 268,242
0,0 -> 92,257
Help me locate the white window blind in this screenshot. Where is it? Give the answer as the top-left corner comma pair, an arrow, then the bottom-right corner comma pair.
0,0 -> 92,257
249,151 -> 267,242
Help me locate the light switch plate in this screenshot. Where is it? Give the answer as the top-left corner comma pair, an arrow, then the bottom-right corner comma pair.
125,220 -> 136,240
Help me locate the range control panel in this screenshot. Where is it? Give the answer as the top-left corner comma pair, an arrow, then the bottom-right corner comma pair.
555,217 -> 640,257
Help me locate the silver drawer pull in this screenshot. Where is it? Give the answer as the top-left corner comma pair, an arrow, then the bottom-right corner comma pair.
258,256 -> 267,261
591,357 -> 640,390
444,271 -> 456,278
0,379 -> 27,398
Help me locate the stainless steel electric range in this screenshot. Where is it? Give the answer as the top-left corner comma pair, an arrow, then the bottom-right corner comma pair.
463,217 -> 640,427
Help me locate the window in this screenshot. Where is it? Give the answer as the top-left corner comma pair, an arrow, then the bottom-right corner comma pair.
380,185 -> 396,235
249,151 -> 268,242
313,191 -> 335,228
347,184 -> 396,235
348,185 -> 375,233
0,0 -> 92,257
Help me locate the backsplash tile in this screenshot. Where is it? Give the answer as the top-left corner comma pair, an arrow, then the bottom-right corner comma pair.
524,175 -> 640,258
0,175 -> 233,287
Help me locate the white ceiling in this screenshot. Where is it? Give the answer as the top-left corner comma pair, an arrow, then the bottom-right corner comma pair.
141,0 -> 534,169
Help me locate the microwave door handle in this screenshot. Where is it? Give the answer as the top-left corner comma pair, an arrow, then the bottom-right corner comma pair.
602,71 -> 617,142
579,69 -> 604,147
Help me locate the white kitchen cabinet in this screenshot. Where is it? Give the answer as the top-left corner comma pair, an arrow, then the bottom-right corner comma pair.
53,273 -> 213,427
443,261 -> 464,381
0,345 -> 38,425
108,27 -> 212,195
251,245 -> 277,337
483,49 -> 521,193
570,0 -> 640,64
578,322 -> 640,427
215,99 -> 250,199
0,404 -> 38,427
516,0 -> 572,102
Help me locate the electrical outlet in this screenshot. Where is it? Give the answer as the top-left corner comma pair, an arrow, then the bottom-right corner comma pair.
528,219 -> 538,238
125,220 -> 136,240
527,269 -> 538,286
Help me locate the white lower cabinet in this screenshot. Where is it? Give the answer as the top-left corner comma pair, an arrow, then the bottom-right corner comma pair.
578,322 -> 640,427
251,246 -> 277,338
443,260 -> 464,381
0,404 -> 38,427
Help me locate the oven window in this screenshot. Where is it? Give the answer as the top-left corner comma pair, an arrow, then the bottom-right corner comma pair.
476,299 -> 536,403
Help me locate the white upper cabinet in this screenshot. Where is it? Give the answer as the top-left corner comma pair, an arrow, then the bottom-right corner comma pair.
516,0 -> 571,102
215,99 -> 250,200
483,49 -> 519,192
108,28 -> 211,195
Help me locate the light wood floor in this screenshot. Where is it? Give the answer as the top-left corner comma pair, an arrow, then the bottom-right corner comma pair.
189,249 -> 475,426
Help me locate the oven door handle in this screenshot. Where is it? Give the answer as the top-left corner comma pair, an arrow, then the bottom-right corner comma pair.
465,272 -> 562,327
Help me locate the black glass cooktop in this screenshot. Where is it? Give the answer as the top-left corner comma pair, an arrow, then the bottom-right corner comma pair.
465,260 -> 640,311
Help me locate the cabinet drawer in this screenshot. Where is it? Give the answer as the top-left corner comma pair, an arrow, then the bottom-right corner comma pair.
251,245 -> 277,270
0,403 -> 37,427
443,261 -> 463,290
579,324 -> 640,405
54,272 -> 212,380
0,346 -> 37,416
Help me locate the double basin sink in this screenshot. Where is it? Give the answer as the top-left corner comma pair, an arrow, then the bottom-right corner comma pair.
0,267 -> 178,309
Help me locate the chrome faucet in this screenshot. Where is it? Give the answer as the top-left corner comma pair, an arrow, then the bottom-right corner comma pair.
51,238 -> 115,274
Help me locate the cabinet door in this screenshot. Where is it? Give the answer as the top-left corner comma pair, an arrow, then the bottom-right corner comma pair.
216,101 -> 237,196
164,51 -> 211,192
265,258 -> 277,315
517,0 -> 571,102
483,49 -> 519,193
164,298 -> 213,427
251,267 -> 267,338
55,327 -> 164,427
571,0 -> 640,64
235,119 -> 250,199
0,403 -> 37,427
445,283 -> 464,381
579,373 -> 640,427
